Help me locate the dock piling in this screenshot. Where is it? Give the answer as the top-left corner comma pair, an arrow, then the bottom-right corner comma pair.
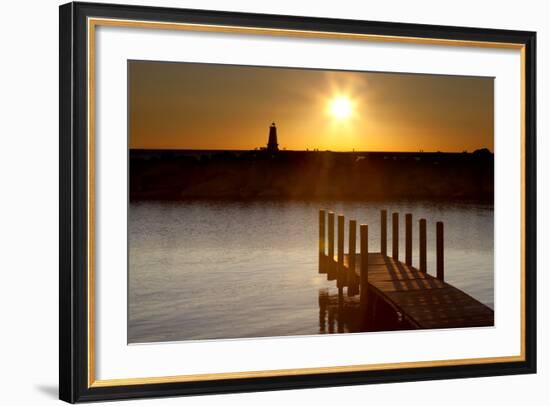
392,212 -> 399,260
360,224 -> 369,311
348,220 -> 358,295
405,213 -> 412,266
337,215 -> 345,289
328,212 -> 335,279
319,210 -> 327,273
419,219 -> 427,273
436,221 -> 444,281
319,210 -> 326,256
380,210 -> 387,256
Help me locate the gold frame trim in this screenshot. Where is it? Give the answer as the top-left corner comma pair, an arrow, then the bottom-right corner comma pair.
87,17 -> 527,388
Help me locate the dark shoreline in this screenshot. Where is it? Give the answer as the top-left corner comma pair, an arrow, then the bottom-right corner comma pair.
130,149 -> 494,202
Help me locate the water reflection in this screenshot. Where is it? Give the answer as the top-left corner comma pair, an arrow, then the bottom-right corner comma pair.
318,288 -> 414,334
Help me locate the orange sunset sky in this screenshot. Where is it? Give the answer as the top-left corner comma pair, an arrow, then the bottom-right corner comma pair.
129,61 -> 494,152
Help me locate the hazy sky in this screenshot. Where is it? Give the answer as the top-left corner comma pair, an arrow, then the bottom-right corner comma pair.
129,61 -> 493,152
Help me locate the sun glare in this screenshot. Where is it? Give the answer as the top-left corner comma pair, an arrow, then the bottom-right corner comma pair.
329,96 -> 353,120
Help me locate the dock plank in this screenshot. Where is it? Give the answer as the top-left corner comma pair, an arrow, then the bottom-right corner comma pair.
322,252 -> 494,329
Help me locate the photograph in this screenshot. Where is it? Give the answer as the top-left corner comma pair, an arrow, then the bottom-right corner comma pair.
128,60 -> 495,343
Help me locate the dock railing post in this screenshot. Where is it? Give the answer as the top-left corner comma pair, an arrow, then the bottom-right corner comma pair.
328,212 -> 335,279
348,220 -> 357,295
337,215 -> 345,289
318,210 -> 326,274
419,219 -> 427,273
380,210 -> 387,256
436,221 -> 444,281
392,212 -> 399,260
319,210 -> 326,256
405,213 -> 412,266
360,224 -> 369,311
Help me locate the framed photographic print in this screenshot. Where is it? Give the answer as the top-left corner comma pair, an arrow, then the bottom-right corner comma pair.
59,2 -> 537,403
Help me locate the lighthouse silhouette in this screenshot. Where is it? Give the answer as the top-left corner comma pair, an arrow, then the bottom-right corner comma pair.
266,122 -> 279,153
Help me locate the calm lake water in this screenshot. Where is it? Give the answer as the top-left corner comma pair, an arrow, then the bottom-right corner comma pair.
128,200 -> 493,343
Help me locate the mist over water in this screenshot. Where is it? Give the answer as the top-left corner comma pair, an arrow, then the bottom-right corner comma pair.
128,200 -> 493,343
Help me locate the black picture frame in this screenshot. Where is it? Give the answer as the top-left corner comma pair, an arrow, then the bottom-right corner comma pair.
60,1 -> 537,403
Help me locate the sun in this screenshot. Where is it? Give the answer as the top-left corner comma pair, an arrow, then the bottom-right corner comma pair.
328,96 -> 353,120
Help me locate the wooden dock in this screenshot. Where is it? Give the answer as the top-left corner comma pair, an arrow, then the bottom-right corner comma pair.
319,209 -> 494,330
